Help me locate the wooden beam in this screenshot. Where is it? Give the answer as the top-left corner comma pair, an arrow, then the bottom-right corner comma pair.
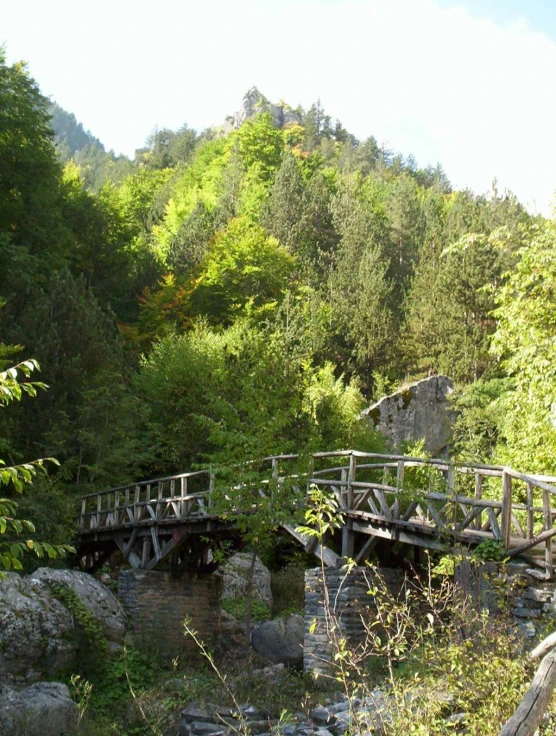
500,649 -> 556,735
355,534 -> 380,563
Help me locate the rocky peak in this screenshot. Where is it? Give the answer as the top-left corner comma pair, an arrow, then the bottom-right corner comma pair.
228,87 -> 302,130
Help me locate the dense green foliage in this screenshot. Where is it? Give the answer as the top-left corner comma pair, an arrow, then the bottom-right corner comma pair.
1,48 -> 555,559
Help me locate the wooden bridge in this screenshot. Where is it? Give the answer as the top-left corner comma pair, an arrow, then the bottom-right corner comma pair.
76,451 -> 556,578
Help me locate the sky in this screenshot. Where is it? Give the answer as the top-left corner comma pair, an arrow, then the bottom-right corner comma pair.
3,0 -> 556,214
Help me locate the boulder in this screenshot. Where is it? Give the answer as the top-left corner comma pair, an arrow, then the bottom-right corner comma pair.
220,552 -> 272,610
363,375 -> 457,456
0,681 -> 78,736
31,568 -> 125,644
250,614 -> 304,667
0,573 -> 75,684
0,569 -> 126,684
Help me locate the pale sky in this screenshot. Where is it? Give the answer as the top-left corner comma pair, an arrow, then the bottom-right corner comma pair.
3,0 -> 556,214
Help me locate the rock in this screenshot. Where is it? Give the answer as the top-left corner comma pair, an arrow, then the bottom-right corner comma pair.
250,614 -> 304,667
0,573 -> 75,684
0,681 -> 78,736
231,88 -> 302,130
19,682 -> 78,736
31,568 -> 126,644
219,552 -> 272,610
363,375 -> 456,456
311,706 -> 336,726
0,569 -> 125,684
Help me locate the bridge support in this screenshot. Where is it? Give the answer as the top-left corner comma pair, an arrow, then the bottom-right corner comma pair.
118,569 -> 222,661
303,565 -> 404,676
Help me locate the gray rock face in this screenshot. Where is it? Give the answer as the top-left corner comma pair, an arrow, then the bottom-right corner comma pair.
0,573 -> 75,684
220,552 -> 272,609
0,569 -> 125,684
250,614 -> 304,667
363,375 -> 457,456
31,568 -> 125,643
232,87 -> 302,130
0,681 -> 78,736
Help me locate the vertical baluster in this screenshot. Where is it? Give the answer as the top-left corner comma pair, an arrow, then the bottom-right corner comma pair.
474,473 -> 483,531
526,482 -> 534,541
208,471 -> 215,512
124,487 -> 130,524
394,460 -> 404,519
96,493 -> 102,528
543,488 -> 553,578
340,468 -> 347,509
501,471 -> 513,551
180,476 -> 187,517
134,484 -> 140,521
114,490 -> 120,525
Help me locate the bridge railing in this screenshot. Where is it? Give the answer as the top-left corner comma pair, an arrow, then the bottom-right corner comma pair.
78,450 -> 556,573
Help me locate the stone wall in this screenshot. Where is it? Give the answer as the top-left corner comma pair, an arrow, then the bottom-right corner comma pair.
455,560 -> 556,638
304,566 -> 403,676
118,570 -> 222,661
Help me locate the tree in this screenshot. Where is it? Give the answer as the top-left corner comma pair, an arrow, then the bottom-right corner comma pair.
0,359 -> 72,571
492,221 -> 556,472
189,217 -> 295,325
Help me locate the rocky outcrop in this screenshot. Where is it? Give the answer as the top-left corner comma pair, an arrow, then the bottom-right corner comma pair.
363,375 -> 457,456
250,614 -> 304,667
31,568 -> 125,644
0,569 -> 125,684
228,87 -> 302,130
0,681 -> 78,736
219,552 -> 272,610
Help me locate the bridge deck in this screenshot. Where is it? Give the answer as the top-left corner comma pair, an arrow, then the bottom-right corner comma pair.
76,451 -> 556,576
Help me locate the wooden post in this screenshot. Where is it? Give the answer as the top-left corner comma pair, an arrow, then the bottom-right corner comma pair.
347,452 -> 357,512
96,493 -> 102,529
501,471 -> 513,551
180,476 -> 187,518
208,470 -> 215,511
543,489 -> 553,578
80,497 -> 87,530
114,490 -> 120,526
474,473 -> 483,530
340,467 -> 348,510
526,482 -> 534,541
394,459 -> 404,519
134,485 -> 140,522
306,455 -> 314,494
342,453 -> 357,558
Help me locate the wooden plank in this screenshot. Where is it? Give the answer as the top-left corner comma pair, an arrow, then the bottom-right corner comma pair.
500,649 -> 556,736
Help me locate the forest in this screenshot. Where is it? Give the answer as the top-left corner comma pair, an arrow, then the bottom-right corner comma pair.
1,48 -> 556,558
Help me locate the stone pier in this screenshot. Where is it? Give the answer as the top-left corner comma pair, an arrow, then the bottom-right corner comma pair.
118,570 -> 222,661
304,566 -> 403,676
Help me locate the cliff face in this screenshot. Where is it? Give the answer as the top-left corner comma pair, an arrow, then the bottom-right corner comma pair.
227,87 -> 302,130
363,376 -> 457,456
